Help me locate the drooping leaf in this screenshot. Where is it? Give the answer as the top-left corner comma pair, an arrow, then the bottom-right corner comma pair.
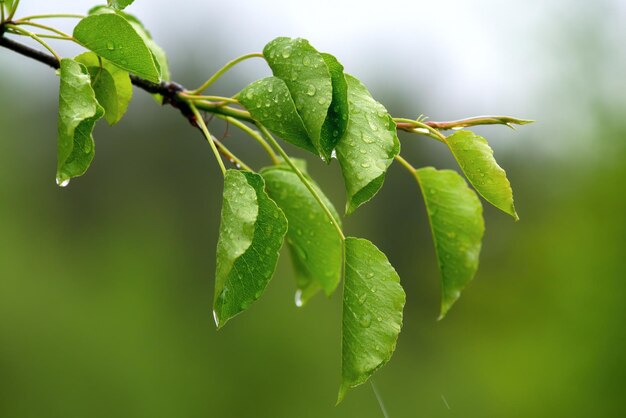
339,237 -> 405,403
263,37 -> 333,156
73,13 -> 160,83
261,161 -> 343,305
107,0 -> 134,10
445,130 -> 518,220
213,170 -> 288,328
319,53 -> 349,162
75,52 -> 132,126
56,58 -> 104,184
238,77 -> 316,153
414,167 -> 485,318
335,74 -> 400,214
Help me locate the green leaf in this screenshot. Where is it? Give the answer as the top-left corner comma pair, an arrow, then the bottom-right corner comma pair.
445,130 -> 518,220
414,167 -> 485,318
264,37 -> 333,156
238,77 -> 316,153
75,52 -> 132,126
2,1 -> 15,13
319,53 -> 349,162
261,161 -> 343,305
73,13 -> 160,83
56,58 -> 104,185
335,74 -> 400,215
213,170 -> 288,328
107,0 -> 134,10
339,237 -> 405,403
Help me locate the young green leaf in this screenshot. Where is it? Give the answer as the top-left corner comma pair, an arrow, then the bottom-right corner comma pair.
335,74 -> 400,215
319,53 -> 349,162
75,52 -> 132,126
261,161 -> 343,305
414,167 -> 485,319
107,0 -> 134,10
213,170 -> 288,329
73,13 -> 160,83
56,58 -> 104,185
263,37 -> 333,156
445,130 -> 518,220
1,0 -> 15,13
238,77 -> 316,153
339,237 -> 405,403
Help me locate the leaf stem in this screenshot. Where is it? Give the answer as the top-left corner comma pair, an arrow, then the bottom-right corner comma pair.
4,23 -> 61,62
190,103 -> 227,175
180,93 -> 240,105
394,117 -> 446,142
192,100 -> 254,122
394,154 -> 416,174
219,116 -> 280,165
425,115 -> 534,130
189,52 -> 264,95
13,20 -> 73,39
7,0 -> 19,20
17,13 -> 85,21
258,123 -> 346,241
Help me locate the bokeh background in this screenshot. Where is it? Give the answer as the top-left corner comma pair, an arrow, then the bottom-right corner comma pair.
1,1 -> 625,417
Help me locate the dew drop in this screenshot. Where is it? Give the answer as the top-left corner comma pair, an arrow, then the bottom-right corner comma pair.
212,310 -> 219,327
282,48 -> 292,58
295,290 -> 304,307
318,97 -> 326,105
267,84 -> 274,93
306,85 -> 316,96
56,178 -> 70,188
106,41 -> 115,50
360,162 -> 370,168
359,314 -> 372,328
331,150 -> 337,159
303,56 -> 311,66
245,90 -> 254,100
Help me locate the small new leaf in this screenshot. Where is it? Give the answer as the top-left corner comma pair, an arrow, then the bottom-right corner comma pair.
213,170 -> 287,328
73,13 -> 160,83
264,37 -> 333,156
56,59 -> 104,184
75,52 -> 132,126
339,237 -> 405,403
446,130 -> 518,220
414,167 -> 485,318
336,75 -> 400,214
261,161 -> 343,305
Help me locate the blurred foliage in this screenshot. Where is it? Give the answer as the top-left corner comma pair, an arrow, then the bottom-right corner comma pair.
1,3 -> 625,417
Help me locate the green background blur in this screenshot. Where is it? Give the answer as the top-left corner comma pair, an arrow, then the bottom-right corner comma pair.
1,1 -> 625,417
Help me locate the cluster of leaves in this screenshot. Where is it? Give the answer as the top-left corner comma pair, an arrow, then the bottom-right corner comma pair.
0,0 -> 526,402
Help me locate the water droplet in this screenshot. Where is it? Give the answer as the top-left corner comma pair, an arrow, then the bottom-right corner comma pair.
358,293 -> 368,304
331,150 -> 337,159
106,41 -> 115,50
360,162 -> 370,168
269,50 -> 276,59
302,56 -> 311,66
452,126 -> 464,131
245,90 -> 254,100
267,84 -> 274,93
359,314 -> 372,328
306,85 -> 316,96
212,310 -> 219,327
120,59 -> 127,66
281,48 -> 292,58
240,300 -> 251,310
333,130 -> 339,137
370,286 -> 378,293
295,290 -> 304,307
318,97 -> 326,105
366,113 -> 378,131
56,178 -> 70,188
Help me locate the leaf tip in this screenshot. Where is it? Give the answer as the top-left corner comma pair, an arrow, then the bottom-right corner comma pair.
336,384 -> 349,405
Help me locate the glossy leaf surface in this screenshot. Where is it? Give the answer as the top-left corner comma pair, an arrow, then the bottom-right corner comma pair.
319,53 -> 349,162
335,74 -> 400,214
56,59 -> 104,184
73,13 -> 160,83
415,167 -> 485,318
213,170 -> 287,328
339,237 -> 405,402
75,52 -> 132,126
261,161 -> 343,305
446,130 -> 518,220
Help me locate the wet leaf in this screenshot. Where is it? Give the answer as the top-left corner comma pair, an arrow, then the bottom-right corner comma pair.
56,58 -> 104,184
107,0 -> 134,10
319,53 -> 349,162
414,167 -> 484,318
264,37 -> 333,155
339,237 -> 405,403
335,74 -> 400,214
238,77 -> 316,153
261,160 -> 343,305
74,13 -> 160,83
446,130 -> 518,220
213,170 -> 287,328
75,52 -> 132,126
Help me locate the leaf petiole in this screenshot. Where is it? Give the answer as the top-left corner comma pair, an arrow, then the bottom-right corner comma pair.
189,52 -> 264,95
4,23 -> 61,62
218,116 -> 280,165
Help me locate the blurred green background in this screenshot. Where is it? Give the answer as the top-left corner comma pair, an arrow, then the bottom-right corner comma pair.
1,1 -> 625,417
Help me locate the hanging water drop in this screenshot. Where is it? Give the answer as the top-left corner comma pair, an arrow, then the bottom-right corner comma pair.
56,178 -> 70,188
306,85 -> 316,96
106,41 -> 115,50
212,310 -> 219,327
294,290 -> 304,307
